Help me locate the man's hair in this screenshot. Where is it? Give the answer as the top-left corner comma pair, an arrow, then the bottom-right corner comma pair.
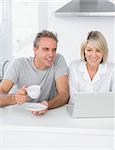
33,30 -> 58,48
80,31 -> 108,63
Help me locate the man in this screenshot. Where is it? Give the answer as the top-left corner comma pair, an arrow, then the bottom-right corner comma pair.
0,30 -> 69,115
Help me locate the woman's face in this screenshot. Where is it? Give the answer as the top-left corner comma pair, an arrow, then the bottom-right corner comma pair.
84,41 -> 104,67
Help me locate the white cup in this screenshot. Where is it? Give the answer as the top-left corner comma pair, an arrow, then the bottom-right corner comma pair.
26,85 -> 41,99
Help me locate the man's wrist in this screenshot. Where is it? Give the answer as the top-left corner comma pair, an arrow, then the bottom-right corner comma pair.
41,100 -> 49,109
11,94 -> 17,104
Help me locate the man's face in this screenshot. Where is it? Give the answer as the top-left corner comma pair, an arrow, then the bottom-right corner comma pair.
34,37 -> 57,69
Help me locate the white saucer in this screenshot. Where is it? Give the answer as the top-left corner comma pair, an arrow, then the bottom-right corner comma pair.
23,102 -> 48,112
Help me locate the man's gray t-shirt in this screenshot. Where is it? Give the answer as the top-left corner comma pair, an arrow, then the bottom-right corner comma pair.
4,54 -> 68,102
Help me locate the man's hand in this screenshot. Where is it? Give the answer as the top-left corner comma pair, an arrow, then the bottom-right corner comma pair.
15,86 -> 28,104
32,101 -> 48,115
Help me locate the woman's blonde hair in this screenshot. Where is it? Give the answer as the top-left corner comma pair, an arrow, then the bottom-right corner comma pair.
80,31 -> 108,63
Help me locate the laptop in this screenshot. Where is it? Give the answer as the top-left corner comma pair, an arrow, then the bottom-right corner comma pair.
67,92 -> 115,118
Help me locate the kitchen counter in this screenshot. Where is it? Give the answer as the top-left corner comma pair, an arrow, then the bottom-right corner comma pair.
0,104 -> 115,149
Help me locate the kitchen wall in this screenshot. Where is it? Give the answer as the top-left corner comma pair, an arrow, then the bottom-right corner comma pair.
47,0 -> 115,65
0,0 -> 115,68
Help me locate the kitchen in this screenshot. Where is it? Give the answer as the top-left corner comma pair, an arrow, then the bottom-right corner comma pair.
0,0 -> 115,149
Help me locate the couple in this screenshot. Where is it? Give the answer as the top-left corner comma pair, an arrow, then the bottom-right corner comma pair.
0,30 -> 115,115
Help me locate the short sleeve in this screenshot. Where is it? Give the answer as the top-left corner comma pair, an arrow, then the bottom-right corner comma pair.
3,58 -> 20,84
54,54 -> 68,80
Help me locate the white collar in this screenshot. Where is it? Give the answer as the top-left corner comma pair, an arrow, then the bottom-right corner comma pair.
79,60 -> 107,83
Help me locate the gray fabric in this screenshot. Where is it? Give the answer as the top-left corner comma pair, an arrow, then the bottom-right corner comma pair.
4,54 -> 68,102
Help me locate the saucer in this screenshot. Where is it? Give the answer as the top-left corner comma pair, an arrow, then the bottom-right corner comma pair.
23,102 -> 48,112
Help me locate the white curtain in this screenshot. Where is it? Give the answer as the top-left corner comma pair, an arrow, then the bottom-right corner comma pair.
0,0 -> 48,77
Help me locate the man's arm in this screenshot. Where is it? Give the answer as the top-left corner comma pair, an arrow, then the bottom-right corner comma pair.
0,80 -> 16,107
0,80 -> 29,107
48,75 -> 69,109
32,75 -> 69,115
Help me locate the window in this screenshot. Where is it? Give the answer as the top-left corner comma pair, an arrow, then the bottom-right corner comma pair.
0,0 -> 12,78
12,0 -> 39,57
0,0 -> 43,77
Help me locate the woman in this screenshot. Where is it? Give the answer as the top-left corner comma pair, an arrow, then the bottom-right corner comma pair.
69,31 -> 115,99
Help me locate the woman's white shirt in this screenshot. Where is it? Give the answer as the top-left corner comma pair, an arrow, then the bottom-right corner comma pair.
69,59 -> 115,96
